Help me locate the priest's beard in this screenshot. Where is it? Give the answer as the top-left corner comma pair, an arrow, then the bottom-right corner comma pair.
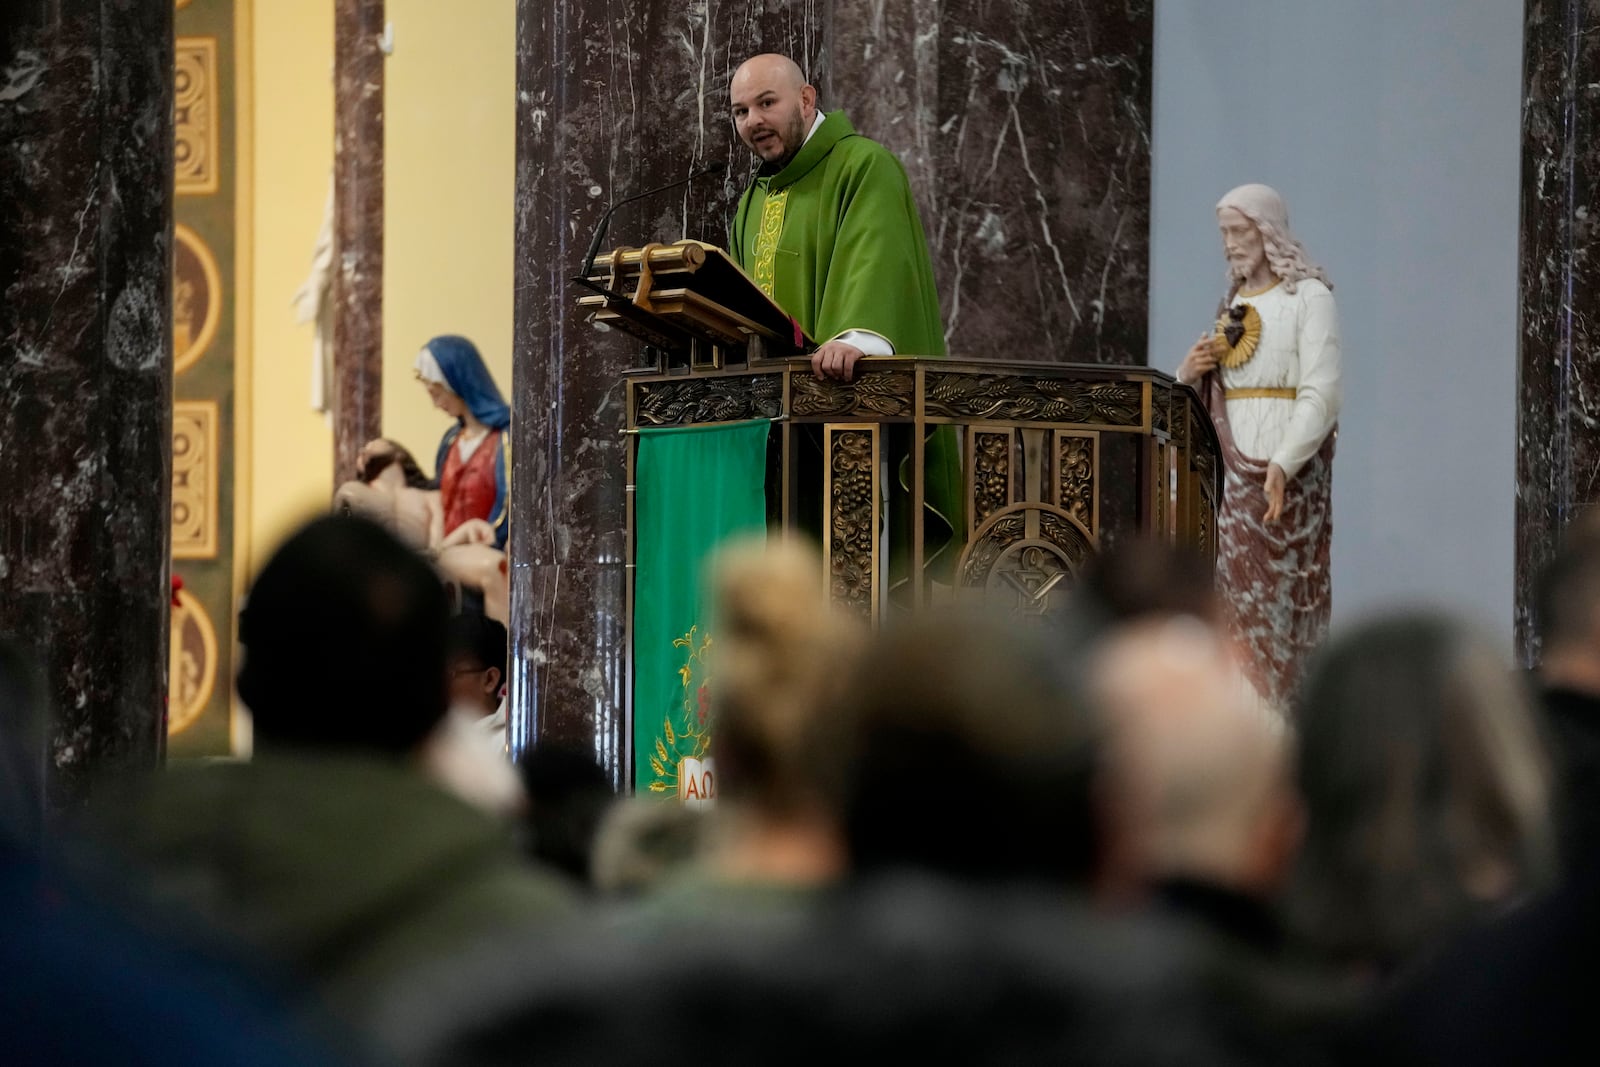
766,108 -> 810,171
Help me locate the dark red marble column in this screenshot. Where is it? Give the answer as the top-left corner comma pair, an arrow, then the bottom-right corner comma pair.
0,1 -> 174,807
332,0 -> 384,483
1518,0 -> 1600,663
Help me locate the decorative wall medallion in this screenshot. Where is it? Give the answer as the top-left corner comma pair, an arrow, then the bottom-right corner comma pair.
173,223 -> 222,372
175,37 -> 219,195
172,401 -> 219,559
168,587 -> 219,735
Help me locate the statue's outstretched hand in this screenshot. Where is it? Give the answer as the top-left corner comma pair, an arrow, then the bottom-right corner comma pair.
1263,463 -> 1286,523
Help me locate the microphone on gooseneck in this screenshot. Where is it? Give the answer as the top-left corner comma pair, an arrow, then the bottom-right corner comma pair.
579,160 -> 729,279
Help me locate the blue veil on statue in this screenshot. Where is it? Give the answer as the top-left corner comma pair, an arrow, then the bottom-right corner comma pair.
416,335 -> 512,549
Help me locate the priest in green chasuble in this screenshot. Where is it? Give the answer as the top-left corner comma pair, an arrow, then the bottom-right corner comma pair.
729,53 -> 944,377
728,53 -> 959,580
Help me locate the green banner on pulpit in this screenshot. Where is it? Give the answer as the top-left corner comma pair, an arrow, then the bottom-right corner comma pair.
634,419 -> 770,799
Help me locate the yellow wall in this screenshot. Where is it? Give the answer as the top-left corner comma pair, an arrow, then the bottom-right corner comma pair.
248,1 -> 515,576
250,0 -> 335,572
382,1 -> 516,474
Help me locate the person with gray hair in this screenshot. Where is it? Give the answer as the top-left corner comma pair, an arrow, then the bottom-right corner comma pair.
1177,183 -> 1341,719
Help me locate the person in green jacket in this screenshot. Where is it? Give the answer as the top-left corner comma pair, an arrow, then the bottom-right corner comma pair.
729,54 -> 962,583
91,516 -> 571,1040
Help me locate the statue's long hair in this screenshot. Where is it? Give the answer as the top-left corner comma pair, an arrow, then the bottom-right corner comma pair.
1217,183 -> 1333,295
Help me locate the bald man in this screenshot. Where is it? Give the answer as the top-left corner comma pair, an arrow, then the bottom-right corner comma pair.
1092,618 -> 1300,948
728,55 -> 961,578
729,53 -> 944,383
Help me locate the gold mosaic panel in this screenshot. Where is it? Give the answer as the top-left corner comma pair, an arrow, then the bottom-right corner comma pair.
172,400 -> 219,559
175,36 -> 219,195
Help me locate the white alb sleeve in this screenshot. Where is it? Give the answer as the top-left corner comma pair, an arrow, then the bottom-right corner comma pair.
830,329 -> 894,356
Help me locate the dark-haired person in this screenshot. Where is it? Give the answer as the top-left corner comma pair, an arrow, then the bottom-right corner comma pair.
92,516 -> 568,1031
420,611 -> 523,815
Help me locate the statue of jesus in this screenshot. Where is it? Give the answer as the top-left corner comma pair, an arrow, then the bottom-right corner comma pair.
1177,184 -> 1341,717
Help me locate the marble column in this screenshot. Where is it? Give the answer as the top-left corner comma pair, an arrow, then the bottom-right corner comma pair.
510,0 -> 1152,778
332,0 -> 385,483
829,0 -> 1153,364
1517,0 -> 1600,663
0,1 -> 174,807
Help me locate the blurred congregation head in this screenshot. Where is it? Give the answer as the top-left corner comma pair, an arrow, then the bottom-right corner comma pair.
445,611 -> 507,718
707,535 -> 855,820
1090,615 -> 1298,904
1536,513 -> 1600,685
1286,610 -> 1552,967
833,612 -> 1101,886
237,514 -> 451,754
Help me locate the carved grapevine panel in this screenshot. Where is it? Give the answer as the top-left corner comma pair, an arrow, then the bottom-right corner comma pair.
1056,434 -> 1094,531
972,431 -> 1013,529
828,429 -> 877,620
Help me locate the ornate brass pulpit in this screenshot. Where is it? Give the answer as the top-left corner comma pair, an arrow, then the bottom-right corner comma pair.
626,357 -> 1220,621
581,240 -> 1222,624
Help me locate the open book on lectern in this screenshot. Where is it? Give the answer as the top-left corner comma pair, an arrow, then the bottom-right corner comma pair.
576,240 -> 811,360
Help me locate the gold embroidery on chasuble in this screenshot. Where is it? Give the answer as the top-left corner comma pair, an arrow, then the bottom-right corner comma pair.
752,188 -> 789,298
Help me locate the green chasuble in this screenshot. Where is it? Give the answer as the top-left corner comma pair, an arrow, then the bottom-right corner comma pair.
731,111 -> 962,584
730,111 -> 944,355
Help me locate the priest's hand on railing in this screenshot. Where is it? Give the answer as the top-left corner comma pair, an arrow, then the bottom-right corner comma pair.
811,339 -> 865,383
1263,463 -> 1286,523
